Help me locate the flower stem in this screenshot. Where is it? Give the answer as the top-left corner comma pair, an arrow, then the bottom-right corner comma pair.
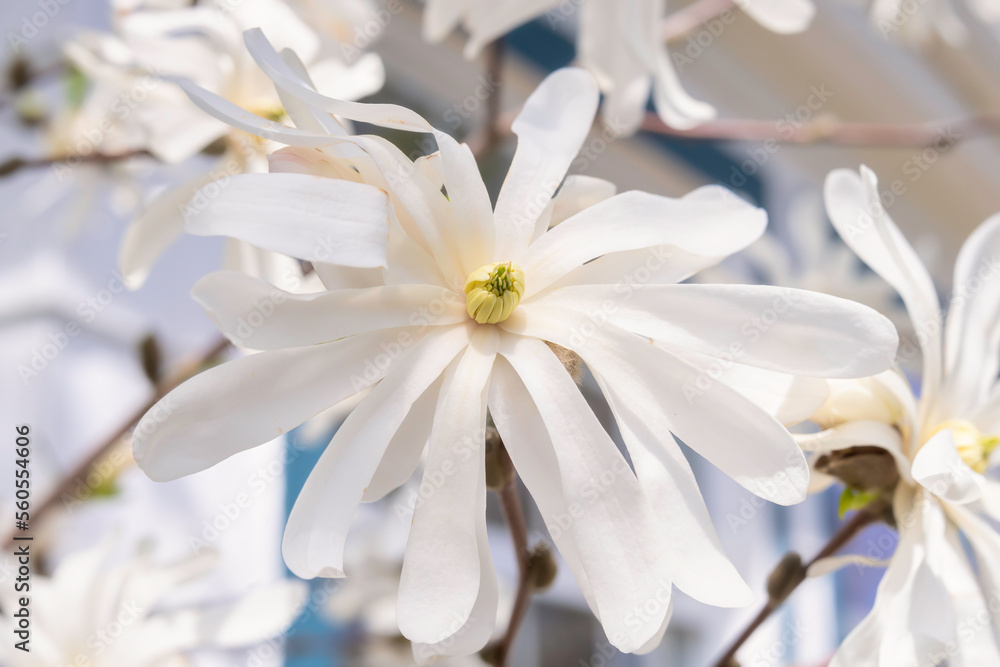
2,336 -> 230,548
709,501 -> 887,667
496,463 -> 532,666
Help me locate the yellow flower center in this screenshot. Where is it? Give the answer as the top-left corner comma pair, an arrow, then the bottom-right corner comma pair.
929,419 -> 999,473
464,262 -> 525,324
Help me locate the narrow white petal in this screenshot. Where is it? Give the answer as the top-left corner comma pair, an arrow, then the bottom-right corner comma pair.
183,173 -> 389,267
494,68 -> 600,257
943,212 -> 1000,415
244,28 -> 433,131
398,327 -> 498,647
497,335 -> 673,653
501,310 -> 809,504
597,376 -> 754,607
180,78 -> 338,147
912,429 -> 982,504
119,166 -> 222,290
362,376 -> 442,503
134,328 -> 424,481
825,166 -> 941,414
525,283 -> 898,378
517,188 -> 766,297
740,0 -> 817,34
192,271 -> 464,349
283,325 -> 472,579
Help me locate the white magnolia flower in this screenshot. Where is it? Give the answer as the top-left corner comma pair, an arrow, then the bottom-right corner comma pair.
422,0 -> 816,133
133,32 -> 897,660
797,165 -> 1000,666
63,0 -> 385,289
0,538 -> 306,667
699,190 -> 913,352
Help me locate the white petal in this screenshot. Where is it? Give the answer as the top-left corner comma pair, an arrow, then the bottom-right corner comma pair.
641,0 -> 717,130
192,271 -> 464,349
134,328 -> 423,481
943,212 -> 1000,415
501,310 -> 809,504
596,376 -> 754,607
535,174 -> 618,240
243,28 -> 433,131
739,0 -> 817,34
431,132 -> 495,274
494,68 -> 600,258
362,376 -> 442,503
398,327 -> 498,648
526,283 -> 898,378
825,166 -> 941,413
516,188 -> 766,297
179,78 -> 338,147
830,486 -> 952,667
677,354 -> 829,425
948,503 -> 1000,644
496,334 -> 673,652
911,429 -> 982,504
184,173 -> 389,266
283,324 -> 472,579
119,164 -> 223,290
104,579 -> 307,666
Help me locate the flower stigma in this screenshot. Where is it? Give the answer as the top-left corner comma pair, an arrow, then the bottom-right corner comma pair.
464,262 -> 526,324
929,419 -> 999,473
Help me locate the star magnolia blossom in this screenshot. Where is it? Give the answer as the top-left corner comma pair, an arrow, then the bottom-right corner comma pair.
796,165 -> 1000,666
0,539 -> 306,667
422,0 -> 816,133
133,30 -> 898,659
64,0 -> 385,289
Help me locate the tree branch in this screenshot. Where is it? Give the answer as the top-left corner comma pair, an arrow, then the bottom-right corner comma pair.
710,501 -> 888,667
0,149 -> 154,177
641,112 -> 1000,147
496,472 -> 532,667
3,336 -> 230,549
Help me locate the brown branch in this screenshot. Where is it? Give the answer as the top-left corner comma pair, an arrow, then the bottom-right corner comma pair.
467,39 -> 506,161
0,149 -> 154,177
641,112 -> 1000,148
663,0 -> 737,41
496,473 -> 532,667
709,501 -> 888,667
3,336 -> 230,549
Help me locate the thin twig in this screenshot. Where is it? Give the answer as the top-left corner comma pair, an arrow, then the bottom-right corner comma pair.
467,38 -> 506,160
0,149 -> 154,177
662,0 -> 737,41
3,336 -> 230,549
641,112 -> 1000,148
496,473 -> 532,667
710,502 -> 887,667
